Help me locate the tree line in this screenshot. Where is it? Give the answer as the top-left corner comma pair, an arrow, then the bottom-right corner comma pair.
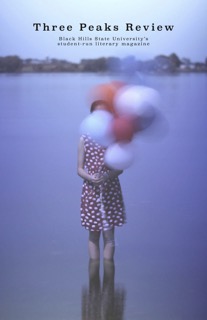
0,54 -> 206,73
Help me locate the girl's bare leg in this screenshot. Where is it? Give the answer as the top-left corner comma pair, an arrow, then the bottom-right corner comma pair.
89,231 -> 101,260
103,228 -> 115,260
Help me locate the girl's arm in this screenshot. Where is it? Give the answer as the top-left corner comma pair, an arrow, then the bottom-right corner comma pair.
104,169 -> 123,180
77,137 -> 92,182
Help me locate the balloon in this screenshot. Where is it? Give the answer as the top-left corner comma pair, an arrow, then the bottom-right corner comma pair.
112,115 -> 136,142
137,109 -> 169,142
134,105 -> 157,132
104,142 -> 134,170
89,81 -> 125,114
80,110 -> 115,146
114,85 -> 160,116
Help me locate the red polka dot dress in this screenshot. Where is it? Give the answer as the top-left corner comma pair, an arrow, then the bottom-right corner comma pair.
80,135 -> 126,232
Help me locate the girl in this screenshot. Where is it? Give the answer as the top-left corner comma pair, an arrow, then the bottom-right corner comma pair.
78,100 -> 126,261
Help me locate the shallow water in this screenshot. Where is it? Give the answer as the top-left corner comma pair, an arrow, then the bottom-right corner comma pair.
0,72 -> 207,319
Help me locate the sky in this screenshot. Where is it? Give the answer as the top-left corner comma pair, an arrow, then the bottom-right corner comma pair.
0,0 -> 206,63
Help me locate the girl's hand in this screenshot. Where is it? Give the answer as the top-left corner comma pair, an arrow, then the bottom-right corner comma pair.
90,173 -> 108,186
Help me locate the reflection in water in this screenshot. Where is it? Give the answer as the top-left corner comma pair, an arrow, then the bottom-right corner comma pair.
82,260 -> 126,320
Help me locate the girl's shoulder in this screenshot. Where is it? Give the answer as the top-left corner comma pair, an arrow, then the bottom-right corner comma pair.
80,134 -> 89,142
80,134 -> 92,149
81,134 -> 93,143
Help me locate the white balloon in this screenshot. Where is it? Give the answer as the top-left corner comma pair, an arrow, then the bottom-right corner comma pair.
80,110 -> 115,146
104,142 -> 134,170
114,85 -> 160,116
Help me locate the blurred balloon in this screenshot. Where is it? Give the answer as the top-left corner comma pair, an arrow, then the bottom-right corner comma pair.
134,104 -> 157,132
80,110 -> 115,146
137,109 -> 169,142
104,142 -> 134,170
112,115 -> 136,142
114,85 -> 160,116
82,82 -> 164,171
89,81 -> 125,114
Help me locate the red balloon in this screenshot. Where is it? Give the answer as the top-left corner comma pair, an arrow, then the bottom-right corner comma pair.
112,116 -> 136,142
89,81 -> 125,114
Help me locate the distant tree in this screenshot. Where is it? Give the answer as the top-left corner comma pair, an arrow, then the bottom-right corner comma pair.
0,57 -> 5,72
181,58 -> 191,66
80,58 -> 107,72
51,58 -> 59,64
169,53 -> 181,67
92,57 -> 107,71
2,56 -> 23,72
154,55 -> 176,72
106,57 -> 121,72
25,58 -> 33,64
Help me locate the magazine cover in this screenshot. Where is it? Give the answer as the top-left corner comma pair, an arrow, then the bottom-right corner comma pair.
1,0 -> 206,319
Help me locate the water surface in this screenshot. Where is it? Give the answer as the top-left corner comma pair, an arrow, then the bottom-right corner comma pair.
0,73 -> 207,320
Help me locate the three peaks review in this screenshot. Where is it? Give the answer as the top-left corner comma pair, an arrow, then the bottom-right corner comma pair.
33,22 -> 174,32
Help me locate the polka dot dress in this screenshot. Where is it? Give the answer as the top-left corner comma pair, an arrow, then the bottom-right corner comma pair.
80,135 -> 126,231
